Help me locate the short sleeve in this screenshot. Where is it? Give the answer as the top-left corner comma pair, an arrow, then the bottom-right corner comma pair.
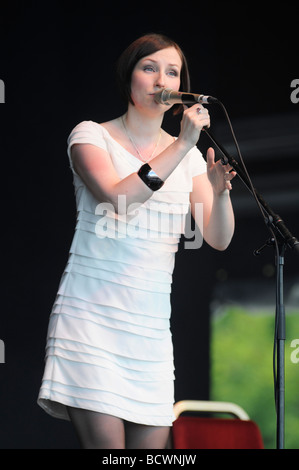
67,120 -> 109,172
187,146 -> 207,177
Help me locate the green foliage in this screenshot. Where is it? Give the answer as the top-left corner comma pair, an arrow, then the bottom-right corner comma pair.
211,307 -> 299,449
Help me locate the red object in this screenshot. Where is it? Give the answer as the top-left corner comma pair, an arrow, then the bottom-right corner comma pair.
172,416 -> 264,449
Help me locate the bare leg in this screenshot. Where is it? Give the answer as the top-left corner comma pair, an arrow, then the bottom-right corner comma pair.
67,407 -> 125,449
125,421 -> 170,449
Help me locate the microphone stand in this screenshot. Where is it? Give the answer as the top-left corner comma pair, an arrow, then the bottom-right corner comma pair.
203,127 -> 299,450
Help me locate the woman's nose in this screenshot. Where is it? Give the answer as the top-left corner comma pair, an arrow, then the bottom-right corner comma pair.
155,72 -> 165,89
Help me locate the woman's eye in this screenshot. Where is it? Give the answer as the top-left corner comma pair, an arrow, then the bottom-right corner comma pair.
144,66 -> 156,72
143,66 -> 178,77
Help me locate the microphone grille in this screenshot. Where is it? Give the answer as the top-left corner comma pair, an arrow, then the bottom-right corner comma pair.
154,88 -> 172,105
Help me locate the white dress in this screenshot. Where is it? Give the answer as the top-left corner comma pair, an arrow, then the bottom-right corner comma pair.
37,121 -> 207,426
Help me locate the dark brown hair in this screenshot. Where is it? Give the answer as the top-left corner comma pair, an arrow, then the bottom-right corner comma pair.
116,33 -> 190,115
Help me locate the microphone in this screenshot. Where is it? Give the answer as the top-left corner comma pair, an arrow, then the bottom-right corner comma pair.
154,88 -> 218,105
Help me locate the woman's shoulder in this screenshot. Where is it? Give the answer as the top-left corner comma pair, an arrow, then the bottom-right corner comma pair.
99,118 -> 125,143
67,120 -> 111,152
70,119 -> 103,133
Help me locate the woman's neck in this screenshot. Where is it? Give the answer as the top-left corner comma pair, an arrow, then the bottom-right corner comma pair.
124,105 -> 164,145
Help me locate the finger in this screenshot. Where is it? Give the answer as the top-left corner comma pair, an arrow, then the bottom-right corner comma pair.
206,147 -> 215,167
223,171 -> 233,190
197,110 -> 210,130
223,168 -> 237,179
195,105 -> 208,116
189,103 -> 204,112
224,165 -> 234,173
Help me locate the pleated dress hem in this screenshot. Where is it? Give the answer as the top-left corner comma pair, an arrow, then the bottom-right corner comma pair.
37,394 -> 176,427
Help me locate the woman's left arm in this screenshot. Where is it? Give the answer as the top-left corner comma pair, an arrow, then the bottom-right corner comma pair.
190,147 -> 236,251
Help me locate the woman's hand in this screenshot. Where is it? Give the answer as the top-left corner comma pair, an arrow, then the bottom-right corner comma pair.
177,104 -> 210,149
206,147 -> 237,195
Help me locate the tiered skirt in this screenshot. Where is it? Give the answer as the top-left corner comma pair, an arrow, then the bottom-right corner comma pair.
37,202 -> 185,426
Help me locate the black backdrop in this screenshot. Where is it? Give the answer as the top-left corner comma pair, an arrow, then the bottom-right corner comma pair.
0,1 -> 298,448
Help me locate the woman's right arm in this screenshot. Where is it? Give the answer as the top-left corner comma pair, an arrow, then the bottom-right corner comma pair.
71,105 -> 210,214
71,139 -> 189,214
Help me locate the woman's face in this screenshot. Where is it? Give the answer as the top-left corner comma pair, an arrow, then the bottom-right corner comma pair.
130,47 -> 182,114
